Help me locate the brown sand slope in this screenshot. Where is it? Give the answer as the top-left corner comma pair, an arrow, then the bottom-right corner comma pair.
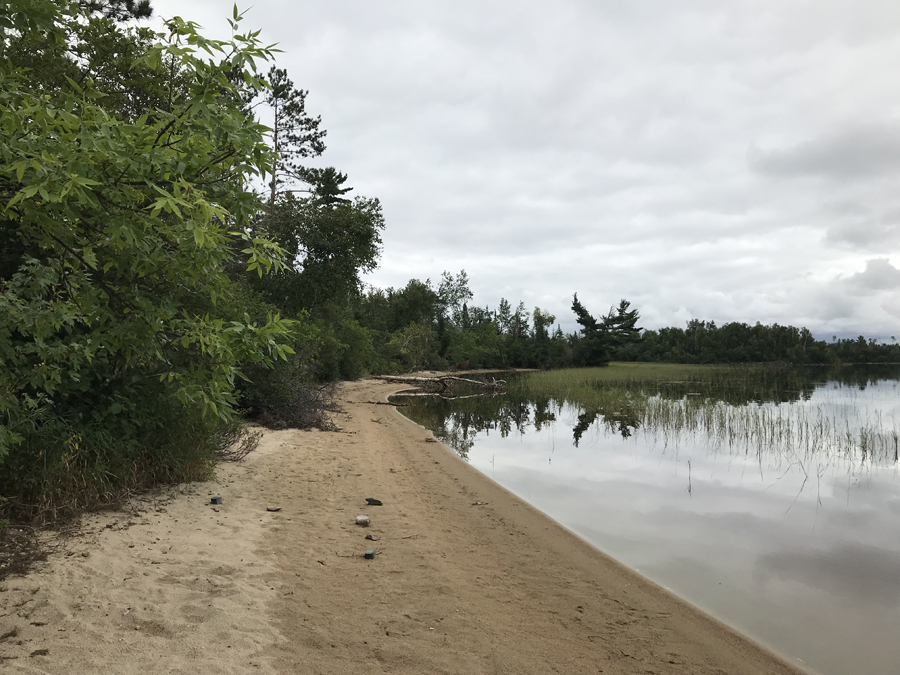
0,380 -> 807,674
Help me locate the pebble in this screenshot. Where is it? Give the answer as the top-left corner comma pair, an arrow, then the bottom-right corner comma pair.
355,515 -> 371,527
365,534 -> 379,541
364,550 -> 376,559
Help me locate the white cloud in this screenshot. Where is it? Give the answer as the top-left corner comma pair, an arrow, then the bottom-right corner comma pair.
150,0 -> 900,337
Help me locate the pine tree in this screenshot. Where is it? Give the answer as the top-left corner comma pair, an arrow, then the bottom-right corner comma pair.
571,295 -> 642,366
263,67 -> 326,204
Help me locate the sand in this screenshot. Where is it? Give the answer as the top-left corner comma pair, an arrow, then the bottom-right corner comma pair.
0,379 -> 808,674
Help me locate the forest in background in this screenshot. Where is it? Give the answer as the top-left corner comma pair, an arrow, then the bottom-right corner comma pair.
348,273 -> 900,371
1,0 -> 896,527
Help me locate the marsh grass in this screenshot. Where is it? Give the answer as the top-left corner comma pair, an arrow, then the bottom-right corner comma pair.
510,364 -> 900,467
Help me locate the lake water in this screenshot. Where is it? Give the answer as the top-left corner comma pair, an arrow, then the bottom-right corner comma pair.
393,367 -> 900,675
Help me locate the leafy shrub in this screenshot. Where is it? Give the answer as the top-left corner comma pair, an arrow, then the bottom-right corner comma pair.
0,1 -> 296,520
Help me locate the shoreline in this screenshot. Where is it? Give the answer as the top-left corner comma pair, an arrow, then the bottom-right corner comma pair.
0,379 -> 807,674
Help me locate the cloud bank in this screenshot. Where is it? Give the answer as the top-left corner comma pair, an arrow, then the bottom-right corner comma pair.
152,0 -> 900,338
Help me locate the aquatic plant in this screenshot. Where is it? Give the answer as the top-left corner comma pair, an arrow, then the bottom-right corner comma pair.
506,364 -> 900,466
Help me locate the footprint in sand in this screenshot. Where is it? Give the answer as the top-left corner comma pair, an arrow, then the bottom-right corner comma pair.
179,604 -> 209,624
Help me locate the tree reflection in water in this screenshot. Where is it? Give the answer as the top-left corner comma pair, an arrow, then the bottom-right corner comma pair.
393,365 -> 900,463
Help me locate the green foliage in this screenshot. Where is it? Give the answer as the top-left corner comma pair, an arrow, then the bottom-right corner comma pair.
356,279 -> 439,334
78,0 -> 153,21
2,383 -> 222,520
387,321 -> 439,372
0,0 -> 299,517
616,320 -> 831,364
254,189 -> 384,314
569,295 -> 642,367
352,272 -> 898,374
353,273 -> 571,372
0,4 -> 292,418
437,270 -> 473,325
299,166 -> 352,206
310,315 -> 376,381
352,272 -> 897,375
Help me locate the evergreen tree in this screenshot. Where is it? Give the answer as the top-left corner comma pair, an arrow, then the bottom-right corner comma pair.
571,295 -> 641,366
437,270 -> 473,326
497,298 -> 512,335
77,0 -> 152,21
601,299 -> 642,347
571,294 -> 610,366
299,167 -> 353,206
261,67 -> 326,205
512,301 -> 530,340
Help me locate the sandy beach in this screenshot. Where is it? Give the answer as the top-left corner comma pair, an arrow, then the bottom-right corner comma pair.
0,379 -> 807,674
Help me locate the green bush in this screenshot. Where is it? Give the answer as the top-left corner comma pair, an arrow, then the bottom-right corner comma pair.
0,380 -> 219,521
311,317 -> 377,381
0,1 -> 297,520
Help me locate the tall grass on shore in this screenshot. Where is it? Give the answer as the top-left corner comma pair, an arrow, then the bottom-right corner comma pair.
510,364 -> 900,467
0,391 -> 258,525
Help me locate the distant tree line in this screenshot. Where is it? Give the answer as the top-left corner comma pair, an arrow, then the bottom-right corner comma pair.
339,278 -> 900,372
615,321 -> 900,365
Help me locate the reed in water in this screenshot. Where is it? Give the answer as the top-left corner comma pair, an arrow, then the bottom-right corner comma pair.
509,364 -> 900,467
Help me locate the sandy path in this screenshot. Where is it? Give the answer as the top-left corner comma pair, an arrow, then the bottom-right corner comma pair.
0,380 -> 806,674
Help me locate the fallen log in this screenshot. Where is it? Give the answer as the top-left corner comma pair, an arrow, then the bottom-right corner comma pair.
377,374 -> 506,393
387,392 -> 491,401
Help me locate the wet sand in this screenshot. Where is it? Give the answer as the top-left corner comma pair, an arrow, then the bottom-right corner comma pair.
0,379 -> 807,674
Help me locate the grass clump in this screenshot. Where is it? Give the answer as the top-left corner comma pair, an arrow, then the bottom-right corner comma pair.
0,380 -> 248,525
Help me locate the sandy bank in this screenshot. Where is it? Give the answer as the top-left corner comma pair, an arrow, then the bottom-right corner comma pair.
0,379 -> 806,674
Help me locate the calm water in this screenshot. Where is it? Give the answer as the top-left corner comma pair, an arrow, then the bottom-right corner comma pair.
393,367 -> 900,675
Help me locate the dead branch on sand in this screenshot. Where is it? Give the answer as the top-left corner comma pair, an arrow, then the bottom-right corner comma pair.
377,374 -> 506,394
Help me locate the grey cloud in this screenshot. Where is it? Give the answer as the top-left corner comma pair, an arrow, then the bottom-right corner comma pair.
750,124 -> 900,179
821,201 -> 900,251
882,295 -> 900,322
846,259 -> 900,291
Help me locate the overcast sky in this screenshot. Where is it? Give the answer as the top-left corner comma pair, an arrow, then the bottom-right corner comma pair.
151,0 -> 900,338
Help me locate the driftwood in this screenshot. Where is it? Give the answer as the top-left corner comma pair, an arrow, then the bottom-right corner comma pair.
386,392 -> 487,401
377,374 -> 506,394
